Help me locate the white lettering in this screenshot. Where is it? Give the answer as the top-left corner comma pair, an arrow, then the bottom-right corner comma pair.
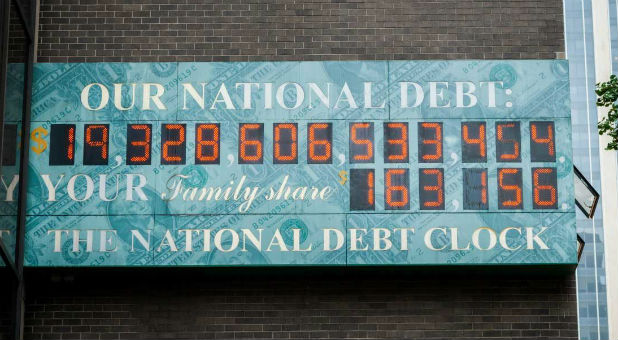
142,83 -> 166,110
236,83 -> 260,109
276,82 -> 304,109
131,229 -> 151,251
499,227 -> 522,251
455,81 -> 477,108
81,83 -> 109,111
350,228 -> 368,251
48,230 -> 69,252
113,83 -> 136,110
471,227 -> 497,250
400,82 -> 424,108
1,175 -> 19,202
182,83 -> 206,109
67,174 -> 94,202
363,82 -> 385,108
214,229 -> 239,252
429,82 -> 450,108
126,174 -> 148,201
41,174 -> 64,201
323,228 -> 344,251
99,230 -> 117,252
98,174 -> 120,201
72,229 -> 93,252
210,83 -> 235,110
526,227 -> 549,250
424,227 -> 447,251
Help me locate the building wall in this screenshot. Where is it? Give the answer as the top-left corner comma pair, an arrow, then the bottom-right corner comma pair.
589,0 -> 618,338
563,0 -> 612,339
19,269 -> 578,340
36,0 -> 564,62
5,1 -> 578,340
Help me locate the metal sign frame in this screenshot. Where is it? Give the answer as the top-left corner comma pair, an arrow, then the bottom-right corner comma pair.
573,165 -> 600,218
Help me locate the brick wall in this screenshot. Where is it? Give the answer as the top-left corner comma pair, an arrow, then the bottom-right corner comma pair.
16,269 -> 578,340
2,1 -> 578,340
36,0 -> 565,62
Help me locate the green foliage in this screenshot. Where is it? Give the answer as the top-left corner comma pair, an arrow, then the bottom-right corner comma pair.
596,75 -> 618,150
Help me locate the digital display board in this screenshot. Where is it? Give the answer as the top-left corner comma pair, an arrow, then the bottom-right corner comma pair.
6,61 -> 576,267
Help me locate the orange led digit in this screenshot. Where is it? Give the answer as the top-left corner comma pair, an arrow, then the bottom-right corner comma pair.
349,122 -> 374,163
498,168 -> 523,209
83,124 -> 109,165
161,124 -> 186,164
496,122 -> 520,162
127,124 -> 151,165
384,168 -> 409,210
163,124 -> 184,161
274,123 -> 297,164
50,124 -> 76,166
239,123 -> 264,164
531,123 -> 554,154
463,168 -> 488,210
367,170 -> 374,206
67,126 -> 75,161
86,125 -> 108,159
196,123 -> 220,164
481,171 -> 487,204
533,168 -> 558,209
419,122 -> 442,162
350,169 -> 375,210
461,122 -> 486,162
384,122 -> 408,163
307,123 -> 332,164
419,168 -> 444,210
530,122 -> 556,162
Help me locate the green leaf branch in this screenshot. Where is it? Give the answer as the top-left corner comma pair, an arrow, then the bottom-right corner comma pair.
596,74 -> 618,150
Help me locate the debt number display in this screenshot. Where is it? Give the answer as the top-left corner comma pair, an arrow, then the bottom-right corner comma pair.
20,120 -> 561,212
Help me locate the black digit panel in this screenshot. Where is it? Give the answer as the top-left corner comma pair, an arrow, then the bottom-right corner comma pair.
530,121 -> 556,162
463,168 -> 488,210
419,168 -> 445,210
196,123 -> 220,165
532,167 -> 558,209
384,122 -> 408,163
495,121 -> 521,162
350,169 -> 375,211
418,122 -> 443,163
349,122 -> 374,163
127,124 -> 152,165
384,168 -> 410,210
1,124 -> 17,166
461,122 -> 487,163
307,123 -> 332,164
273,123 -> 297,164
83,124 -> 109,165
498,168 -> 523,209
239,123 -> 264,164
50,124 -> 76,166
161,124 -> 186,165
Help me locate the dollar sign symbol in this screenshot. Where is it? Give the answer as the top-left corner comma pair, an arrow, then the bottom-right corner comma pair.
30,127 -> 48,155
338,170 -> 348,185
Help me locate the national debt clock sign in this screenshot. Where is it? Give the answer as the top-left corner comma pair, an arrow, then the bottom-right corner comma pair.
0,60 -> 576,266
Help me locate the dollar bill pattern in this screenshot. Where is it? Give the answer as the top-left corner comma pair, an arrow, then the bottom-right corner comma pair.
0,61 -> 576,266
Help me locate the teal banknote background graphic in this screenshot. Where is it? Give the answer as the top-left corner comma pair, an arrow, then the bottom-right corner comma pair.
0,60 -> 576,267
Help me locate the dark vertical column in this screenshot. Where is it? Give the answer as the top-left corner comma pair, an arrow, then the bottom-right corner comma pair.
12,0 -> 37,339
0,1 -> 21,340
